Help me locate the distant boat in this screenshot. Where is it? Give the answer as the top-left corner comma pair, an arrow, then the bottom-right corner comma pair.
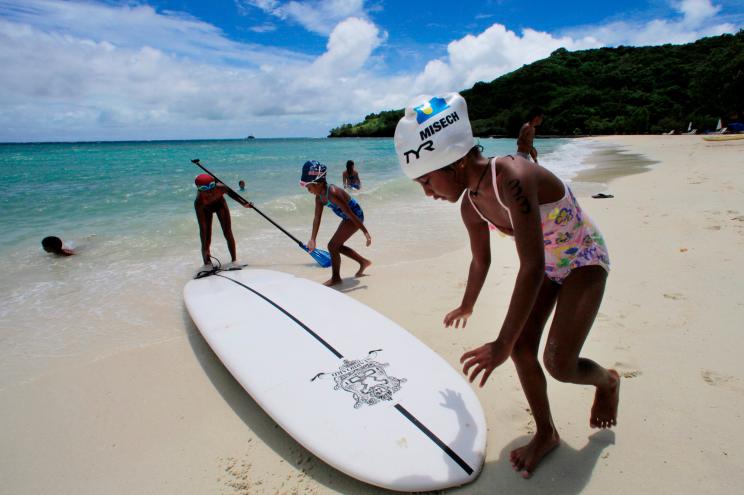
245,135 -> 255,140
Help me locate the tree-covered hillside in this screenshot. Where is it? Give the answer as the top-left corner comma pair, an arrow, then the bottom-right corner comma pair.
329,31 -> 743,137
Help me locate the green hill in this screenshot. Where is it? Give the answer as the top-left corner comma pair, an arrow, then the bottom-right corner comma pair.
328,31 -> 743,137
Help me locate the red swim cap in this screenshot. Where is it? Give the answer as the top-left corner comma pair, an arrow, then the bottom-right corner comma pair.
195,174 -> 214,186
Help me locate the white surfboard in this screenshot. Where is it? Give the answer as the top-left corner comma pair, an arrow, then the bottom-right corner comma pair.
184,269 -> 486,492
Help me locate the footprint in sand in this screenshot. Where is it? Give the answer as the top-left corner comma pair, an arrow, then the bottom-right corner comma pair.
220,456 -> 254,493
701,370 -> 744,394
614,361 -> 643,379
621,370 -> 642,379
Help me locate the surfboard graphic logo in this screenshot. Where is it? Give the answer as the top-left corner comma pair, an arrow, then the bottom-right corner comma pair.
313,350 -> 406,409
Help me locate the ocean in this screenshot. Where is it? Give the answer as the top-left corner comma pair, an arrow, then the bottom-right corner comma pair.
0,137 -> 600,388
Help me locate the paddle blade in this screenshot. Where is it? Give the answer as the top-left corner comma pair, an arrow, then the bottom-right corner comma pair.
308,248 -> 332,268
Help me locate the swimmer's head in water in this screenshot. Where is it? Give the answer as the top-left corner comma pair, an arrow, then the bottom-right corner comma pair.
41,236 -> 63,253
394,92 -> 474,179
299,160 -> 327,187
195,173 -> 216,191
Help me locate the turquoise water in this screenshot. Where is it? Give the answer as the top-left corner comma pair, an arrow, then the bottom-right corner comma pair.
0,137 -> 596,388
0,137 -> 583,251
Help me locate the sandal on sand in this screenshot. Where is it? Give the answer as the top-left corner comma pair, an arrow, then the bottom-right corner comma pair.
592,193 -> 614,199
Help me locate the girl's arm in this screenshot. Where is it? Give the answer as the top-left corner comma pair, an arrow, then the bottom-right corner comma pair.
311,196 -> 323,239
492,163 -> 545,348
307,196 -> 324,251
342,171 -> 349,188
220,184 -> 253,207
459,161 -> 545,386
443,198 -> 491,328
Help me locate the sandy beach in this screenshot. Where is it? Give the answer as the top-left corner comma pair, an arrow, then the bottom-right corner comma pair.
2,135 -> 744,494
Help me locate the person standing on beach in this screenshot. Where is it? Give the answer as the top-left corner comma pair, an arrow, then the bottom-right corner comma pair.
343,160 -> 362,190
517,107 -> 544,163
194,174 -> 252,270
395,93 -> 618,478
300,160 -> 371,286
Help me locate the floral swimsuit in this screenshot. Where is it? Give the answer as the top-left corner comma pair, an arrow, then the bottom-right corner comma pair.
467,157 -> 610,284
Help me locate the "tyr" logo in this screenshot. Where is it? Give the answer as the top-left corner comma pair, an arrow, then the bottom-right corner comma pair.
403,140 -> 434,164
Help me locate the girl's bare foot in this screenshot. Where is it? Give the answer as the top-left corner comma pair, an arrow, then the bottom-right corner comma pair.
510,430 -> 560,478
591,369 -> 620,428
355,259 -> 372,277
323,277 -> 343,287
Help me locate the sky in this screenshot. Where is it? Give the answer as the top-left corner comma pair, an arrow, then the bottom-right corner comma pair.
0,0 -> 741,142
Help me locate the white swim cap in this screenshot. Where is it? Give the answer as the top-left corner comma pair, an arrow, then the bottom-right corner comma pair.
394,92 -> 474,179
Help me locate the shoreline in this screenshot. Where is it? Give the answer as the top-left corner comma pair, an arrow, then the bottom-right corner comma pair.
2,135 -> 744,494
572,139 -> 658,185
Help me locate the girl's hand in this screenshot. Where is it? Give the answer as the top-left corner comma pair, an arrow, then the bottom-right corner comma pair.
244,201 -> 253,209
306,239 -> 316,252
364,231 -> 372,247
460,339 -> 512,387
444,305 -> 473,328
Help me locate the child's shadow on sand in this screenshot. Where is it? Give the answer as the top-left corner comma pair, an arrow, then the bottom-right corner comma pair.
469,430 -> 614,495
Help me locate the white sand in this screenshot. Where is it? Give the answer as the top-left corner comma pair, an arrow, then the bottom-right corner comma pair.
2,135 -> 744,494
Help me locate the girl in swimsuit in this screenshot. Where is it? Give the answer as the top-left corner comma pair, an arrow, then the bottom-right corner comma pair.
343,160 -> 362,190
394,93 -> 619,478
300,160 -> 371,286
194,173 -> 252,270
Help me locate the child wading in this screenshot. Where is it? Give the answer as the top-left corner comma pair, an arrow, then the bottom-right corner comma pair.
394,93 -> 619,478
300,160 -> 371,286
343,160 -> 362,190
194,173 -> 252,271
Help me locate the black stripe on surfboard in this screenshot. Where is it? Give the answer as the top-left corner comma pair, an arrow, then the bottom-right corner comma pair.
214,273 -> 473,476
394,403 -> 474,476
214,273 -> 343,359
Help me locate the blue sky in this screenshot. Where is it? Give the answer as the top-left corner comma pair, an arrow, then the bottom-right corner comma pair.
0,0 -> 741,141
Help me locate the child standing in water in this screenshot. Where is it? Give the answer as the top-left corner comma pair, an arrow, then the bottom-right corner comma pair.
194,173 -> 252,271
394,93 -> 619,478
300,160 -> 371,286
343,160 -> 362,190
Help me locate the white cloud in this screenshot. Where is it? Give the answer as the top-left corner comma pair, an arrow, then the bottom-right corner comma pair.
414,24 -> 600,92
564,0 -> 735,46
0,0 -> 308,66
314,17 -> 385,73
248,23 -> 277,32
238,0 -> 368,35
677,0 -> 721,26
0,2 -> 389,140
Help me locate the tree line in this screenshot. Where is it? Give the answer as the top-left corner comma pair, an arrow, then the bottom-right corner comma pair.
328,31 -> 743,137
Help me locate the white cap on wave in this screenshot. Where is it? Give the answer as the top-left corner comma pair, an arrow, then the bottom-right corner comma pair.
394,92 -> 474,179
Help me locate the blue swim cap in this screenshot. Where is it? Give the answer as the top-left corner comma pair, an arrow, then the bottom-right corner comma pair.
299,160 -> 327,186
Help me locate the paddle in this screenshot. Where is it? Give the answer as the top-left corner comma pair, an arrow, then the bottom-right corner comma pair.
191,159 -> 332,268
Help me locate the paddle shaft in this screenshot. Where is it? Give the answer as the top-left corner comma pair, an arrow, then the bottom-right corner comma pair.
191,159 -> 306,248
